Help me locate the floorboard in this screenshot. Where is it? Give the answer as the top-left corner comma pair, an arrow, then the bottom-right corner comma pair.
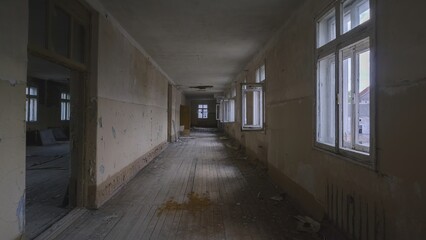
54,131 -> 321,240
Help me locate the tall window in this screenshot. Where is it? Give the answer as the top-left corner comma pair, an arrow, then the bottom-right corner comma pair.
221,99 -> 235,123
241,83 -> 264,130
241,65 -> 265,131
198,104 -> 208,119
220,85 -> 237,123
315,0 -> 374,164
61,92 -> 71,121
26,87 -> 38,122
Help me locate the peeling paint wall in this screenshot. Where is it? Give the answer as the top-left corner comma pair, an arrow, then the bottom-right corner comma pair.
0,0 -> 28,239
93,13 -> 184,206
224,0 -> 426,239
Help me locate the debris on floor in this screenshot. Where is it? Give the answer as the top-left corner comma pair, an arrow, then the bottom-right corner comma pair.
270,195 -> 284,201
270,193 -> 287,201
295,215 -> 321,233
103,213 -> 119,222
158,192 -> 212,215
225,143 -> 239,150
219,136 -> 229,140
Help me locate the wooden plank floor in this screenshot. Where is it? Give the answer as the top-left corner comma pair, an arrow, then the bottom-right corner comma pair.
54,131 -> 320,240
26,143 -> 71,239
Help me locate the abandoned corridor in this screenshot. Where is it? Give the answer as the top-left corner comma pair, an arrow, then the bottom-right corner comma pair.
51,130 -> 320,240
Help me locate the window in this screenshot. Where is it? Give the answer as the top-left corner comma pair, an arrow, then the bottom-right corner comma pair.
221,99 -> 235,123
316,54 -> 336,146
197,104 -> 208,119
342,0 -> 370,34
241,83 -> 264,130
255,64 -> 266,83
341,40 -> 370,152
317,9 -> 336,47
61,92 -> 71,121
220,85 -> 237,123
315,0 -> 374,164
26,87 -> 38,122
242,64 -> 265,131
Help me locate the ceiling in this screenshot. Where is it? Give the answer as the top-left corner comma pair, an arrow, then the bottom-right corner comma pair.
99,0 -> 303,97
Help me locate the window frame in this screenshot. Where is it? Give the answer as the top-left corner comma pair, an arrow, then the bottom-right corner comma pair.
220,85 -> 237,123
241,82 -> 264,131
197,104 -> 208,119
26,86 -> 38,123
221,98 -> 236,123
314,0 -> 376,168
216,104 -> 220,121
61,92 -> 71,121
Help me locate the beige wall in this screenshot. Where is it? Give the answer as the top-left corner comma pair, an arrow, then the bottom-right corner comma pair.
0,0 -> 28,239
93,13 -> 185,206
224,0 -> 426,239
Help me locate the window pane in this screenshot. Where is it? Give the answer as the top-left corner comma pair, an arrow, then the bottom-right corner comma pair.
29,87 -> 37,96
256,65 -> 266,83
29,0 -> 47,48
52,7 -> 71,57
242,84 -> 263,129
73,23 -> 86,63
342,56 -> 353,148
67,102 -> 71,120
316,54 -> 336,146
230,99 -> 235,122
356,50 -> 370,147
29,99 -> 34,121
317,9 -> 336,47
26,99 -> 28,122
253,91 -> 261,126
342,0 -> 370,34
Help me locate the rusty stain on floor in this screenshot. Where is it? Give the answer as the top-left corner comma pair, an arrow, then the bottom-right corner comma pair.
158,191 -> 212,215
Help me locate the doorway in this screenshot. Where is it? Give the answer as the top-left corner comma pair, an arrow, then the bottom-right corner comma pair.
26,0 -> 92,238
25,55 -> 77,238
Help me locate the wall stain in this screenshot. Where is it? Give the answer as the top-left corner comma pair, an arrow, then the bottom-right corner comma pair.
99,165 -> 105,174
112,127 -> 116,139
98,117 -> 103,128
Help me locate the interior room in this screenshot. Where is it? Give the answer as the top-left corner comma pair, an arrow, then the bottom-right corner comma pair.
0,0 -> 425,239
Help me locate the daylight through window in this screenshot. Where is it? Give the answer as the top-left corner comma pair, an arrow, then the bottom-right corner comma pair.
198,104 -> 208,119
61,92 -> 71,121
26,87 -> 38,122
315,0 -> 373,162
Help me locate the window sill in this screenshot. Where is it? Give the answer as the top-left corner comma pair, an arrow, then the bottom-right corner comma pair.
241,127 -> 264,132
313,144 -> 376,171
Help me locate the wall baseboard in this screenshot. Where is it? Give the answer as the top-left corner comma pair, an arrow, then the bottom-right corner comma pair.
94,141 -> 168,208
